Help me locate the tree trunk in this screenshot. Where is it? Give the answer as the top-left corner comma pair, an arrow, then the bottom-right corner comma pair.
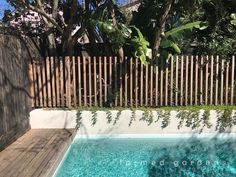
108,0 -> 124,61
153,0 -> 173,60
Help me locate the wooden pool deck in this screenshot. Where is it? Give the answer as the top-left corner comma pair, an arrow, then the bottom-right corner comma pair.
0,129 -> 75,177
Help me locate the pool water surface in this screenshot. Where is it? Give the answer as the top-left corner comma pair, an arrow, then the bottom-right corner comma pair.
54,135 -> 236,177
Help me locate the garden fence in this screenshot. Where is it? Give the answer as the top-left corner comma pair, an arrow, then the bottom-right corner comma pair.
29,55 -> 236,108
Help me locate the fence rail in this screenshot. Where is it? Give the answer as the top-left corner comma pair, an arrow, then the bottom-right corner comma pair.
29,55 -> 236,108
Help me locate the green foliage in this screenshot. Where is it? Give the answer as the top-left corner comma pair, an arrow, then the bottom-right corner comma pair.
160,111 -> 171,129
76,111 -> 82,129
91,111 -> 98,126
216,109 -> 236,132
160,21 -> 208,59
113,110 -> 122,125
106,110 -> 113,124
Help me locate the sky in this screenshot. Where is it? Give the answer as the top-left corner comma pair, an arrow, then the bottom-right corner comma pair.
0,0 -> 133,19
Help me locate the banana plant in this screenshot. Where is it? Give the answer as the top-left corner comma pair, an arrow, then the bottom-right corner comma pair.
160,21 -> 208,60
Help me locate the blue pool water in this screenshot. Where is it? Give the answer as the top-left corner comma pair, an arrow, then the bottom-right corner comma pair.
54,135 -> 236,177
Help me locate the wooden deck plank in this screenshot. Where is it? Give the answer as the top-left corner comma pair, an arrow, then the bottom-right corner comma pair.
0,129 -> 75,177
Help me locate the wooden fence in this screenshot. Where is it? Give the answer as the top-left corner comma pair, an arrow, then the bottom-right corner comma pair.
29,55 -> 236,108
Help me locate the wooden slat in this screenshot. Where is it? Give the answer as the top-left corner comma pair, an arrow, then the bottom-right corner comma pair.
225,59 -> 229,105
33,61 -> 38,107
119,57 -> 123,107
28,63 -> 35,107
130,57 -> 133,107
210,56 -> 214,105
195,56 -> 198,105
114,57 -> 118,106
165,59 -> 169,106
104,57 -> 107,103
145,64 -> 149,106
109,57 -> 112,107
215,56 -> 219,105
83,57 -> 87,107
185,56 -> 189,105
160,59 -> 163,106
220,59 -> 224,105
190,56 -> 193,105
231,56 -> 235,105
78,57 -> 82,107
175,56 -> 178,106
205,56 -> 209,105
140,62 -> 143,106
150,62 -> 153,107
51,57 -> 56,107
55,58 -> 60,107
37,63 -> 43,107
42,60 -> 47,107
99,56 -> 102,107
65,57 -> 71,108
170,57 -> 173,106
200,56 -> 203,104
180,56 -> 183,106
88,57 -> 92,107
59,58 -> 64,107
135,58 -> 138,107
93,57 -> 97,106
125,57 -> 128,107
155,64 -> 159,107
46,57 -> 51,107
72,56 -> 77,108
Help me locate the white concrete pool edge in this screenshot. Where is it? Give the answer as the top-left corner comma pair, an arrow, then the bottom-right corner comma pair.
30,109 -> 236,134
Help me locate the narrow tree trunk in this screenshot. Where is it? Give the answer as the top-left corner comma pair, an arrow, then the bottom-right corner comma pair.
153,0 -> 173,60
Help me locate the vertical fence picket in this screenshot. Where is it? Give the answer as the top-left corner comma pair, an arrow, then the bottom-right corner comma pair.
60,58 -> 64,107
33,61 -> 38,107
195,56 -> 199,105
155,63 -> 159,107
140,62 -> 143,106
200,56 -> 203,104
175,56 -> 178,106
185,56 -> 189,105
190,56 -> 193,105
78,57 -> 82,107
66,57 -> 71,108
130,57 -> 133,107
99,57 -> 102,107
93,57 -> 97,106
210,56 -> 214,105
104,57 -> 107,104
180,56 -> 183,106
225,59 -> 229,105
37,63 -> 43,107
55,58 -> 60,107
88,57 -> 92,107
51,57 -> 56,107
205,56 -> 209,105
120,57 -> 123,107
114,57 -> 118,106
72,56 -> 77,108
46,57 -> 51,107
135,58 -> 138,107
145,64 -> 149,106
215,56 -> 219,105
231,56 -> 235,105
220,59 -> 224,105
42,59 -> 47,107
165,59 -> 169,106
170,56 -> 173,106
125,57 -> 128,107
29,62 -> 35,108
150,62 -> 153,107
160,59 -> 163,106
109,57 -> 112,107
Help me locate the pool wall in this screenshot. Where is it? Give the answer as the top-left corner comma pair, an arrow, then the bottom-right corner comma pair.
30,109 -> 236,134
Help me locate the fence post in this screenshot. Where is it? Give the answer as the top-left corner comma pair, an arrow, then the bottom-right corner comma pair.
231,56 -> 235,105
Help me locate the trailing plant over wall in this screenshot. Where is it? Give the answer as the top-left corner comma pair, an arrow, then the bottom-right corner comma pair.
76,107 -> 236,133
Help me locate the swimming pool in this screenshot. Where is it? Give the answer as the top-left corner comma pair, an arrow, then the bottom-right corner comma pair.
54,134 -> 236,177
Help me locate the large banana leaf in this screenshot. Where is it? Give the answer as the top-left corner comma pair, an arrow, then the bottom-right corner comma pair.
160,21 -> 208,59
